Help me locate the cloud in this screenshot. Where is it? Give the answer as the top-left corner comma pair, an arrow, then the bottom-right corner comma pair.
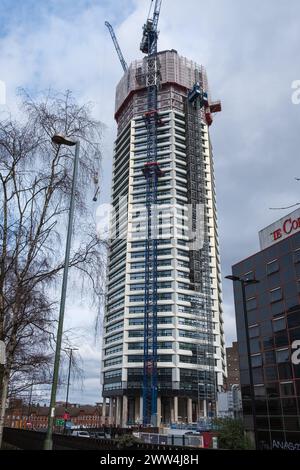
1,0 -> 300,401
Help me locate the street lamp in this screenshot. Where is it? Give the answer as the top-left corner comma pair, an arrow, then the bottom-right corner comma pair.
225,274 -> 260,450
44,134 -> 80,450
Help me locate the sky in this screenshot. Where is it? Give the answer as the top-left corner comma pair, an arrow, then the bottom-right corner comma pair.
1,0 -> 300,404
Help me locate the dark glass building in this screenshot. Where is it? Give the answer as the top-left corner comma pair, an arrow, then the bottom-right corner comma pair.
231,209 -> 300,450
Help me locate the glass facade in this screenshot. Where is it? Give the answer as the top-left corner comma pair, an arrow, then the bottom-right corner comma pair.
232,232 -> 300,450
101,50 -> 226,425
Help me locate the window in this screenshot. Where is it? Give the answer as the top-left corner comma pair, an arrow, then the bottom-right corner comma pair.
105,332 -> 123,344
128,330 -> 143,338
243,271 -> 254,281
104,356 -> 122,367
130,283 -> 145,291
105,345 -> 123,355
278,363 -> 293,380
158,317 -> 173,324
157,305 -> 173,312
103,383 -> 122,391
246,297 -> 257,310
158,329 -> 173,337
104,369 -> 122,379
253,367 -> 263,384
250,338 -> 260,353
158,293 -> 172,300
254,385 -> 266,397
158,354 -> 173,362
251,354 -> 262,367
128,306 -> 144,314
264,350 -> 276,364
128,342 -> 144,350
270,287 -> 283,303
263,336 -> 274,350
266,383 -> 279,397
179,329 -> 199,339
249,325 -> 260,338
264,366 -> 278,381
274,331 -> 288,347
106,311 -> 123,323
276,348 -> 289,363
290,327 -> 300,342
272,316 -> 285,332
293,248 -> 300,264
280,382 -> 294,397
266,259 -> 279,275
157,341 -> 173,349
129,318 -> 144,326
129,295 -> 144,302
106,320 -> 123,333
127,355 -> 143,362
179,342 -> 196,352
287,311 -> 300,329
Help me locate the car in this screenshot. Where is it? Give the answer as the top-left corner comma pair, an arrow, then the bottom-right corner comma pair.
71,430 -> 90,438
95,432 -> 106,440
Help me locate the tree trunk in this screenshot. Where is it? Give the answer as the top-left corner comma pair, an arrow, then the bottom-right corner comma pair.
0,367 -> 9,449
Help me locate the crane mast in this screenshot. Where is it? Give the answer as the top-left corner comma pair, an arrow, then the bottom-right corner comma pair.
105,21 -> 128,72
141,0 -> 163,427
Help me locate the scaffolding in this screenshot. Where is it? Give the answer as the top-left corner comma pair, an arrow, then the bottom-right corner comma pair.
115,51 -> 209,115
185,69 -> 217,415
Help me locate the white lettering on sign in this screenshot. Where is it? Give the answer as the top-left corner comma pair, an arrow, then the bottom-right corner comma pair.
272,440 -> 300,451
259,208 -> 300,250
291,340 -> 300,365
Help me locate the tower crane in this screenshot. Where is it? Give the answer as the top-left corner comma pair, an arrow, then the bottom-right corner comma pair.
140,0 -> 163,427
105,21 -> 128,73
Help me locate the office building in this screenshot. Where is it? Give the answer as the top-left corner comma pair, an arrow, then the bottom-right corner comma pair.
102,50 -> 226,426
231,208 -> 300,449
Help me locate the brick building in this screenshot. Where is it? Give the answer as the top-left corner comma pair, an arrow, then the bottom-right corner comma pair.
226,341 -> 241,389
5,401 -> 109,430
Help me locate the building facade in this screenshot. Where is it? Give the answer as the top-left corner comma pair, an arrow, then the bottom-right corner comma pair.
231,208 -> 300,450
226,341 -> 241,390
5,401 -> 106,430
217,388 -> 242,419
102,50 -> 226,426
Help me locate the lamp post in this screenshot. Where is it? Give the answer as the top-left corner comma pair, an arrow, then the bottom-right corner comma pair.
225,274 -> 259,450
44,135 -> 80,450
63,347 -> 78,434
26,381 -> 34,429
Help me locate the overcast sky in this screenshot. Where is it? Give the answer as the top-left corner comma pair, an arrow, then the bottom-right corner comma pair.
1,0 -> 300,404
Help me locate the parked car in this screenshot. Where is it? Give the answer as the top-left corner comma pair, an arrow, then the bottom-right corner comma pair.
71,430 -> 90,438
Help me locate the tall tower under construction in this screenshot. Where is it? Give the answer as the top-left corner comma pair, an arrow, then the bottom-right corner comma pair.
102,49 -> 226,426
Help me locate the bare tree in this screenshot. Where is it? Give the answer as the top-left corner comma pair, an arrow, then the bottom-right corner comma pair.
0,90 -> 106,446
